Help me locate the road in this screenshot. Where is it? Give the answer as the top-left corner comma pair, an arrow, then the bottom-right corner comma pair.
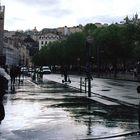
43,74 -> 140,107
0,76 -> 140,140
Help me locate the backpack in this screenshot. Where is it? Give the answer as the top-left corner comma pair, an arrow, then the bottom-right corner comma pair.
0,75 -> 8,100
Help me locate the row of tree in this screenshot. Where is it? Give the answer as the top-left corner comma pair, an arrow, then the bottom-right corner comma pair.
32,15 -> 140,75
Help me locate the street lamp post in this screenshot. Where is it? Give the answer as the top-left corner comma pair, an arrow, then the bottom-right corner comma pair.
86,36 -> 93,97
77,57 -> 82,92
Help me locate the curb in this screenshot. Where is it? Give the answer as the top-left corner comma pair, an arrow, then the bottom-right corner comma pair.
80,130 -> 140,140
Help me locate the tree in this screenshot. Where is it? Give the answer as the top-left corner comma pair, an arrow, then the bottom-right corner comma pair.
94,24 -> 124,77
64,32 -> 86,65
83,23 -> 97,36
33,16 -> 140,76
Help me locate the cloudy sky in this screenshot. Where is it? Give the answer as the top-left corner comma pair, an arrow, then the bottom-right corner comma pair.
2,0 -> 140,31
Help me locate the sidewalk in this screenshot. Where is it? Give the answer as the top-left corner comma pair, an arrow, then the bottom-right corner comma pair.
93,72 -> 140,82
1,77 -> 140,140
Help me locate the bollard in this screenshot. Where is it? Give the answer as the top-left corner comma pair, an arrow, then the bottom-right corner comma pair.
32,72 -> 36,81
80,77 -> 82,92
85,78 -> 87,93
88,77 -> 91,97
137,85 -> 140,129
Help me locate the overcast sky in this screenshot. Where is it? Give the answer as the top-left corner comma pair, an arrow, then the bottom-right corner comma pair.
2,0 -> 140,31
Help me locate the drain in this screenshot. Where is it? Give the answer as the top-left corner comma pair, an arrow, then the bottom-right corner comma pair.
101,89 -> 110,91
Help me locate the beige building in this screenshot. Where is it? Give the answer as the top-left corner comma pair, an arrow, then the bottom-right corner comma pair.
4,31 -> 30,66
38,25 -> 83,50
57,25 -> 83,36
39,33 -> 60,50
69,25 -> 83,33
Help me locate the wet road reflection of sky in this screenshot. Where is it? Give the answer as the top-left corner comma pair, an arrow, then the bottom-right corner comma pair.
0,79 -> 139,140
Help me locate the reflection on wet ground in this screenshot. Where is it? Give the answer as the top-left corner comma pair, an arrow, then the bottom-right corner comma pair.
0,79 -> 139,140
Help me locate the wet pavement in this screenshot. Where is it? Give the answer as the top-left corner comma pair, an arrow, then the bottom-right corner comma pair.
0,77 -> 140,140
43,74 -> 140,107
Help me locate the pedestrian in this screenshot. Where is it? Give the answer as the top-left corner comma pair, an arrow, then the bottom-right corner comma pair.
0,66 -> 10,96
63,65 -> 68,82
10,65 -> 17,86
0,70 -> 9,100
15,65 -> 21,84
0,65 -> 10,123
133,68 -> 137,78
0,102 -> 5,123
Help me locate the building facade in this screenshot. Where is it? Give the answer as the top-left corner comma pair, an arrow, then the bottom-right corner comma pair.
4,31 -> 30,66
38,25 -> 83,50
39,33 -> 60,50
0,4 -> 5,64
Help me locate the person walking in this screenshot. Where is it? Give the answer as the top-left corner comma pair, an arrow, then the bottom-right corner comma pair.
0,65 -> 10,123
63,65 -> 68,82
10,65 -> 17,86
15,65 -> 21,84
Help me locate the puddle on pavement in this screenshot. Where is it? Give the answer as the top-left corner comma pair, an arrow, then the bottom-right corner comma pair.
0,80 -> 139,140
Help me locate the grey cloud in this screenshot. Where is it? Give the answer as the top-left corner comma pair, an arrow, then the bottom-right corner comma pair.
6,17 -> 24,25
14,0 -> 60,6
5,17 -> 25,29
78,15 -> 124,25
39,8 -> 72,18
16,0 -> 72,17
12,17 -> 25,21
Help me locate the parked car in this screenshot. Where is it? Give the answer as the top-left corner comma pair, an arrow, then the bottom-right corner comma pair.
28,67 -> 35,73
41,66 -> 51,74
21,67 -> 29,76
